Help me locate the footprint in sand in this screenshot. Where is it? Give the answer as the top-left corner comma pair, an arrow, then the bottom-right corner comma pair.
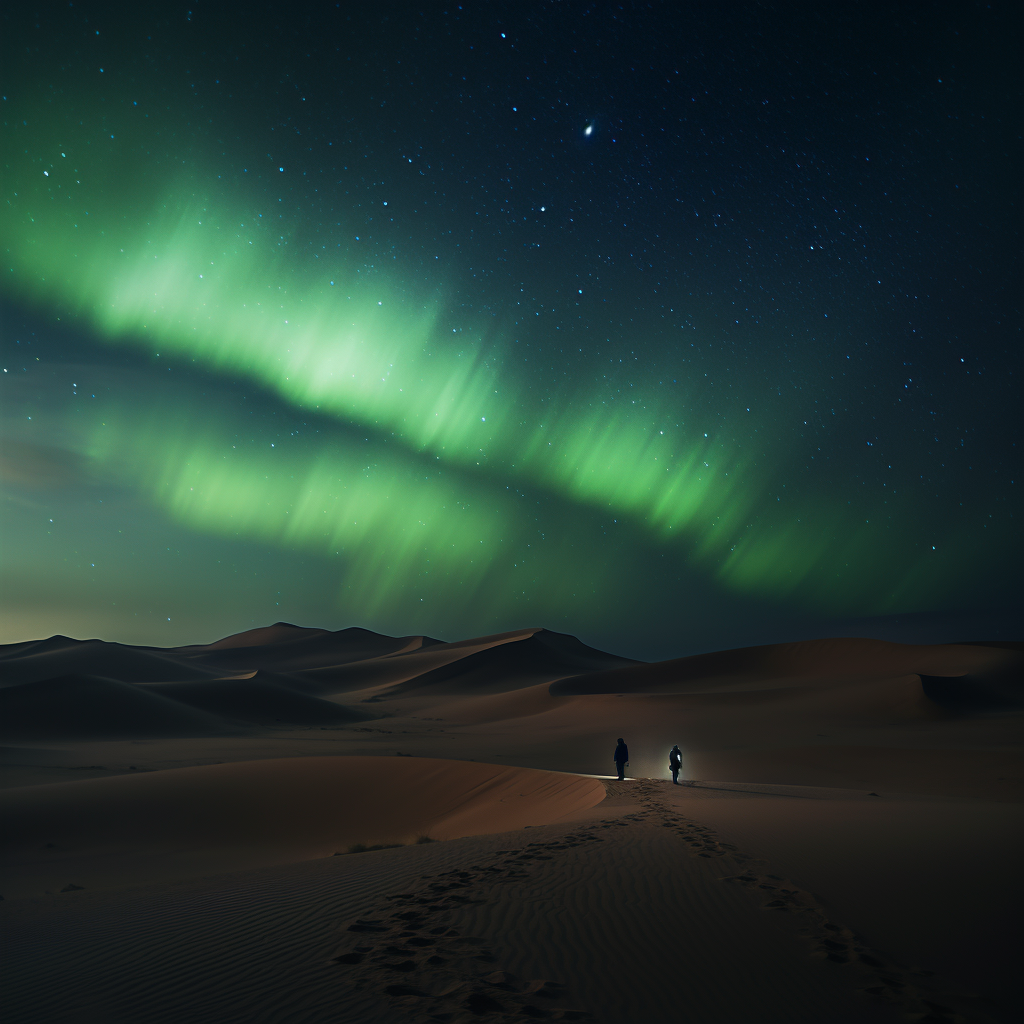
328,834 -> 602,1021
718,870 -> 966,1019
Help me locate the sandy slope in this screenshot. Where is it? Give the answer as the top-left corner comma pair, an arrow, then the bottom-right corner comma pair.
659,783 -> 1023,1020
2,779 -> 1018,1024
0,624 -> 1020,1023
143,676 -> 374,725
0,756 -> 604,895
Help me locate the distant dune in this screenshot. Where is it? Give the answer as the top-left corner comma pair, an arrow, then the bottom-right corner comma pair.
550,636 -> 1020,695
172,623 -> 442,673
383,627 -> 638,696
0,626 -> 1019,756
0,638 -> 224,686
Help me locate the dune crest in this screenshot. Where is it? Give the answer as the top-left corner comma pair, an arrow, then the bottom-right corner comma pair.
187,622 -> 330,650
550,636 -> 1021,695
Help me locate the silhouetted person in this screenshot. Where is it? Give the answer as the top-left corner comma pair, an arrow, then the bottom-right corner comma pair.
613,737 -> 629,780
669,745 -> 682,785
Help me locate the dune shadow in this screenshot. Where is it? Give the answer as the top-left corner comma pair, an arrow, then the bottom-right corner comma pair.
919,666 -> 1024,713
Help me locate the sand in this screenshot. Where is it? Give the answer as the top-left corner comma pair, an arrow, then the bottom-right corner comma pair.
0,756 -> 604,894
1,624 -> 1021,1023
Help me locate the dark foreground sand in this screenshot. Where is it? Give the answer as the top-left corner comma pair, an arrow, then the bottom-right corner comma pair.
1,625 -> 1021,1023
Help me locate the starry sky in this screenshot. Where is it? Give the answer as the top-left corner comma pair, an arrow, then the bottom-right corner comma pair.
1,3 -> 1019,658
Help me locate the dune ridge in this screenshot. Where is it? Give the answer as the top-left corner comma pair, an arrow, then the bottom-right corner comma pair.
549,636 -> 1020,696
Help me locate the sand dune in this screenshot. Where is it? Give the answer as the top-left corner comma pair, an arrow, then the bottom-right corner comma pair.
287,626 -> 631,696
234,666 -> 331,695
296,637 -> 524,693
0,674 -> 234,739
185,622 -> 332,650
385,628 -> 638,697
144,676 -> 377,727
550,636 -> 1021,695
23,629 -> 1011,709
0,634 -> 85,661
0,756 -> 605,894
172,623 -> 442,673
920,660 -> 1024,711
1,629 -> 1019,787
0,622 -> 1020,1023
425,679 -> 574,725
0,668 -> 376,740
0,638 -> 224,686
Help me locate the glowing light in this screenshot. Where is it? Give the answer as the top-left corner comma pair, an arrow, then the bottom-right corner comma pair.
0,99 -> 985,616
81,398 -> 626,618
1,149 -> 752,551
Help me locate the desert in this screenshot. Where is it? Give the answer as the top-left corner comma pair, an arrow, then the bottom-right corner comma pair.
2,6 -> 1020,1022
1,623 -> 1021,1023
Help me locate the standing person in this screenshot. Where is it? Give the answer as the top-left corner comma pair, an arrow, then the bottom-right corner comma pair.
669,745 -> 682,785
613,737 -> 629,780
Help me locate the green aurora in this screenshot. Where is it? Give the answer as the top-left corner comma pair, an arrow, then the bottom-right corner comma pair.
84,397 -> 629,620
5,140 -> 755,543
1,88 -> 1008,638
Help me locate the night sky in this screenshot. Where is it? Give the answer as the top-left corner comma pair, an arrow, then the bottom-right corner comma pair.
1,3 -> 1019,659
